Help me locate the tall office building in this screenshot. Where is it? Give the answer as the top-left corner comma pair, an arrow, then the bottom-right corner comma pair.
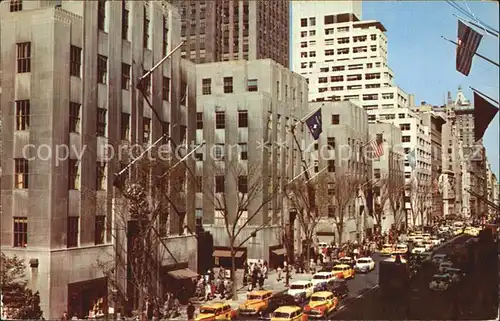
176,0 -> 289,67
291,1 -> 410,114
1,0 -> 197,318
194,59 -> 308,264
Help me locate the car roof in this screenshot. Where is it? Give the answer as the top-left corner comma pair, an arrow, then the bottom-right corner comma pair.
291,280 -> 311,285
433,274 -> 449,277
333,264 -> 351,268
274,306 -> 301,313
356,257 -> 372,260
201,303 -> 227,309
311,291 -> 334,297
314,271 -> 333,275
249,290 -> 272,296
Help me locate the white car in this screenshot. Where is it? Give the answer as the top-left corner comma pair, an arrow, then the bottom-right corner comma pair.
354,257 -> 375,273
432,254 -> 448,265
394,244 -> 408,254
429,274 -> 451,291
288,280 -> 314,299
429,236 -> 442,246
311,272 -> 335,286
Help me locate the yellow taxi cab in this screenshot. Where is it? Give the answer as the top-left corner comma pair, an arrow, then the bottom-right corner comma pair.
239,290 -> 273,316
393,243 -> 408,255
464,226 -> 480,236
271,305 -> 307,321
332,264 -> 355,279
379,243 -> 394,256
303,291 -> 339,319
453,228 -> 463,236
195,303 -> 237,321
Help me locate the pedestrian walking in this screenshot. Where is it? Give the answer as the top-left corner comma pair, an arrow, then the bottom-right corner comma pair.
187,301 -> 195,320
277,265 -> 282,281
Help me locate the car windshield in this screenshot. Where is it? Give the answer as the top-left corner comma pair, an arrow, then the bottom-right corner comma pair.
433,275 -> 449,281
357,259 -> 370,263
311,296 -> 326,302
290,284 -> 305,290
199,308 -> 215,314
313,275 -> 328,280
247,295 -> 263,300
397,245 -> 406,249
273,312 -> 290,318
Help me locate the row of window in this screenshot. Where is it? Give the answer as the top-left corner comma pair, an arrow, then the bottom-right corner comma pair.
12,216 -> 106,248
201,77 -> 258,95
300,16 -> 353,30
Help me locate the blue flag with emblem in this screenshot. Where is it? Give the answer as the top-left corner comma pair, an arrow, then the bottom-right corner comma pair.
305,108 -> 322,140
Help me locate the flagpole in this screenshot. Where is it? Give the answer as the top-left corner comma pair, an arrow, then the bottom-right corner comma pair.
454,14 -> 500,38
470,86 -> 500,105
441,36 -> 500,67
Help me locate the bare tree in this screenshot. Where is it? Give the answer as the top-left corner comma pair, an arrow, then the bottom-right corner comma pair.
94,156 -> 185,314
329,173 -> 362,245
406,179 -> 427,227
203,161 -> 279,299
379,175 -> 406,229
286,174 -> 329,272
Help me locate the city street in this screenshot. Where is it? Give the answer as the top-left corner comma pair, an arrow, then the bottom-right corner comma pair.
331,235 -> 499,320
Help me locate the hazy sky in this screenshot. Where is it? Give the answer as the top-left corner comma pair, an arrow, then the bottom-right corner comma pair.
362,1 -> 499,176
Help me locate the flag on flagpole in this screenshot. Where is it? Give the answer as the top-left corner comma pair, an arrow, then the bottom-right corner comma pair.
456,20 -> 483,76
305,108 -> 322,140
369,133 -> 384,158
473,92 -> 499,141
407,148 -> 416,171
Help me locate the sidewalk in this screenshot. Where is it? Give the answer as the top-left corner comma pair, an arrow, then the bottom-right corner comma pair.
172,270 -> 314,320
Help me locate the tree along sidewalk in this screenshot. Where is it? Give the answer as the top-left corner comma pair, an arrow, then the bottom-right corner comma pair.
172,272 -> 314,320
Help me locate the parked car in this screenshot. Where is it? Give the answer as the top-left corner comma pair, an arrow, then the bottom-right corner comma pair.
303,291 -> 339,319
258,294 -> 301,320
429,274 -> 451,291
354,257 -> 375,273
239,290 -> 274,316
311,272 -> 335,287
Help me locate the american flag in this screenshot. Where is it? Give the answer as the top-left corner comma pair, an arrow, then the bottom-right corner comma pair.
369,133 -> 384,158
456,21 -> 483,76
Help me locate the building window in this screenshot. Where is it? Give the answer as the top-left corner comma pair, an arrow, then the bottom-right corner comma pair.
195,176 -> 203,193
69,102 -> 81,133
309,17 -> 316,26
121,113 -> 130,140
215,111 -> 225,129
327,137 -> 336,149
196,112 -> 203,130
238,176 -> 248,193
400,123 -> 411,131
141,70 -> 151,95
97,55 -> 108,84
202,78 -> 212,95
402,136 -> 411,143
143,117 -> 151,143
16,42 -> 31,73
374,168 -> 381,179
13,217 -> 27,247
98,0 -> 106,31
214,144 -> 224,160
95,216 -> 105,245
239,143 -> 248,160
122,3 -> 129,40
163,77 -> 171,101
328,160 -> 335,172
10,0 -> 23,12
223,77 -> 233,93
68,159 -> 80,190
247,79 -> 258,92
70,45 -> 82,77
143,6 -> 150,48
97,108 -> 107,136
301,18 -> 307,27
67,217 -> 79,248
14,158 -> 29,189
96,162 -> 106,190
331,114 -> 340,125
238,111 -> 248,128
163,16 -> 169,56
121,63 -> 130,90
15,100 -> 30,130
215,176 -> 224,193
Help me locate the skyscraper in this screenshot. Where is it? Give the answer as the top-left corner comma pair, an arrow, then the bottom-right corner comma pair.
175,0 -> 289,67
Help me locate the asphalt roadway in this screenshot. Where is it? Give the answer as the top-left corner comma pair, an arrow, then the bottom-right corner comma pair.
330,234 -> 499,320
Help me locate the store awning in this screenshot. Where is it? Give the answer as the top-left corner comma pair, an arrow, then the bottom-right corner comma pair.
167,268 -> 198,280
272,248 -> 286,256
213,249 -> 245,258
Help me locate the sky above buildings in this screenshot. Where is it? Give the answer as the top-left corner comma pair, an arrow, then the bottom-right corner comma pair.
362,1 -> 499,176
